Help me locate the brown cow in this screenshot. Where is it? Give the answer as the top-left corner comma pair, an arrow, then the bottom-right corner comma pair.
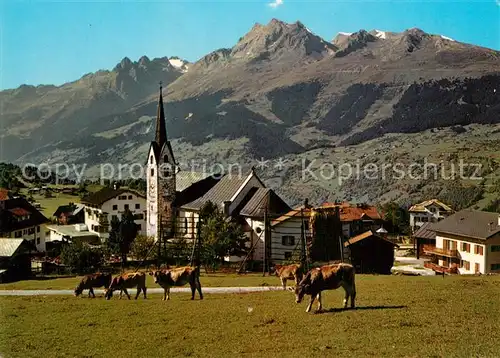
149,266 -> 203,301
272,263 -> 304,290
74,273 -> 112,298
290,263 -> 356,313
104,271 -> 147,300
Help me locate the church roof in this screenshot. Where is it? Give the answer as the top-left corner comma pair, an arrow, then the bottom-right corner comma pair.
182,173 -> 249,211
239,188 -> 291,218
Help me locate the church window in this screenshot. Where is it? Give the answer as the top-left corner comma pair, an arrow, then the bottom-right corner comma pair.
128,195 -> 132,199
150,156 -> 153,164
135,203 -> 140,209
184,218 -> 188,232
151,168 -> 154,176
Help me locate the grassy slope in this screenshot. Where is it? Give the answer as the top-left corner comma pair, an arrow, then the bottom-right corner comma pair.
1,275 -> 500,358
0,273 -> 280,291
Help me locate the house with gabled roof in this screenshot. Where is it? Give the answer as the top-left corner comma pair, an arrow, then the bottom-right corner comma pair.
0,191 -> 50,252
409,199 -> 454,232
81,186 -> 146,241
424,209 -> 500,274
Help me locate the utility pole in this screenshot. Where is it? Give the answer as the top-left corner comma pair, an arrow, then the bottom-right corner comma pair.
263,206 -> 267,276
335,206 -> 344,263
300,208 -> 307,270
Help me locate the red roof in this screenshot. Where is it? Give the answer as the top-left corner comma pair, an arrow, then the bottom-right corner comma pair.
318,203 -> 382,222
0,189 -> 9,201
8,207 -> 31,217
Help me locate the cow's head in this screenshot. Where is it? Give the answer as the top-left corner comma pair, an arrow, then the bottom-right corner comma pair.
148,270 -> 165,284
289,283 -> 310,304
270,265 -> 281,276
74,286 -> 83,297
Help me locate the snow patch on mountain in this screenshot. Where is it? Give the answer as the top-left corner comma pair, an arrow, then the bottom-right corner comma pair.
339,32 -> 353,36
440,35 -> 455,41
169,58 -> 189,72
374,30 -> 386,39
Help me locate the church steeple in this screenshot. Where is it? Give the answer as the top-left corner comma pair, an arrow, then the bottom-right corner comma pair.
155,83 -> 167,150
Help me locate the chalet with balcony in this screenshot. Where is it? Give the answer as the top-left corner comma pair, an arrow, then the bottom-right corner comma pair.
409,199 -> 453,232
424,209 -> 500,274
81,186 -> 146,241
0,189 -> 50,252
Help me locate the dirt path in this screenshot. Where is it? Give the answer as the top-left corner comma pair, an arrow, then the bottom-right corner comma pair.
0,286 -> 285,296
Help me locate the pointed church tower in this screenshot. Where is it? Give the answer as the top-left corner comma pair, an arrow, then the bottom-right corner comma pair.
146,84 -> 177,241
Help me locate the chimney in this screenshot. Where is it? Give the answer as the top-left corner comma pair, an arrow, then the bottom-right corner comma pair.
223,201 -> 231,217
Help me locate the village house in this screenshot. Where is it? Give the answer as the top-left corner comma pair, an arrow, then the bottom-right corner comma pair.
179,169 -> 292,262
45,223 -> 100,244
52,203 -> 85,225
0,189 -> 50,252
0,238 -> 35,282
80,186 -> 146,241
424,209 -> 500,274
409,199 -> 453,232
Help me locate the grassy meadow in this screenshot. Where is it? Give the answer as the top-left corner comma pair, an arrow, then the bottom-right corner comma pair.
1,275 -> 500,357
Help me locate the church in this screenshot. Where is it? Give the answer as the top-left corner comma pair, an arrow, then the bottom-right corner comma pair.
145,85 -> 293,262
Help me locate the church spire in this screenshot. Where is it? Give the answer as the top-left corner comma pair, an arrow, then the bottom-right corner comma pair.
155,82 -> 167,149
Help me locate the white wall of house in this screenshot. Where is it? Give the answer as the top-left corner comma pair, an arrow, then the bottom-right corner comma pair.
7,224 -> 47,252
271,217 -> 309,262
244,218 -> 265,261
436,234 -> 487,274
410,204 -> 451,229
84,192 -> 146,240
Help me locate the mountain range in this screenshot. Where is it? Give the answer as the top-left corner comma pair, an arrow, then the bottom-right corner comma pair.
1,19 -> 500,208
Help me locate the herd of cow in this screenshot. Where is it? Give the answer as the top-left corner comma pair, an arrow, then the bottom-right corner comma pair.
74,262 -> 356,313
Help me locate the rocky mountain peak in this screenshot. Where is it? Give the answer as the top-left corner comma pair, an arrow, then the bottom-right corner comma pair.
231,18 -> 336,61
333,29 -> 378,57
138,55 -> 151,66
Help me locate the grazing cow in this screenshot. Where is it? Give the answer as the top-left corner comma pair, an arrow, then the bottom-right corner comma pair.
272,263 -> 304,290
74,272 -> 112,298
290,263 -> 356,313
104,271 -> 147,300
149,266 -> 203,301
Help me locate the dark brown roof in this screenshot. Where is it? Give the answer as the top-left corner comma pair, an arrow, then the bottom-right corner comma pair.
0,197 -> 49,233
81,187 -> 145,206
239,188 -> 291,218
413,222 -> 435,240
344,230 -> 399,247
181,173 -> 251,211
431,209 -> 500,240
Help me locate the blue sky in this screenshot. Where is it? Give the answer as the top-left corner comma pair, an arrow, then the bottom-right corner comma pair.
1,0 -> 499,90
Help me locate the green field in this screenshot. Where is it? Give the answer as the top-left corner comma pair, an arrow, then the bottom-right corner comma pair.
1,275 -> 500,357
22,192 -> 80,219
0,273 -> 281,291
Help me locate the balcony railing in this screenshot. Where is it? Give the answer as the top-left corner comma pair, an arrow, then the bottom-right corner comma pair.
424,261 -> 458,274
423,246 -> 459,258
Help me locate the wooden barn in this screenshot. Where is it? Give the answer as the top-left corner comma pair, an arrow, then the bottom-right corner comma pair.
0,238 -> 35,283
344,230 -> 399,274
